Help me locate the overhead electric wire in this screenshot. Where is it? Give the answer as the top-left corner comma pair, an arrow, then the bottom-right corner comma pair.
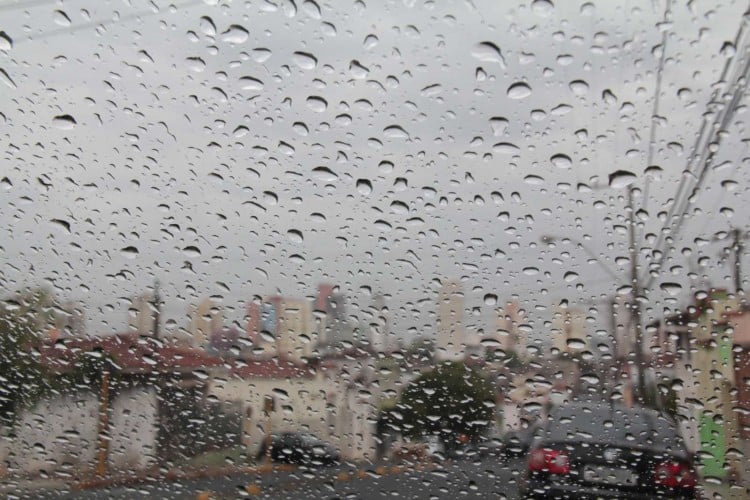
640,0 -> 671,221
643,10 -> 750,288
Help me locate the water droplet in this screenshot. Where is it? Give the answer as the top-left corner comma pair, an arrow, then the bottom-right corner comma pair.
720,41 -> 736,57
306,96 -> 328,112
660,282 -> 682,296
356,179 -> 372,195
121,246 -> 139,259
199,16 -> 216,36
239,76 -> 263,91
483,293 -> 498,306
52,115 -> 77,130
523,267 -> 539,275
312,166 -> 337,182
374,219 -> 392,232
390,200 -> 408,214
302,0 -> 322,19
287,229 -> 304,243
550,154 -> 572,169
293,51 -> 317,70
252,48 -> 272,62
0,68 -> 17,89
233,125 -> 249,137
524,174 -> 544,185
0,31 -> 12,51
564,271 -> 579,282
551,104 -> 572,115
183,245 -> 201,258
602,89 -> 617,105
531,0 -> 554,17
493,142 -> 520,154
421,84 -> 442,97
349,60 -> 369,78
51,218 -> 71,233
471,42 -> 505,67
566,338 -> 586,350
608,170 -> 636,189
363,34 -> 379,49
569,80 -> 589,95
221,25 -> 249,44
186,57 -> 206,72
507,82 -> 532,99
490,117 -> 508,136
384,125 -> 409,139
54,10 -> 72,27
378,160 -> 394,174
278,141 -> 295,156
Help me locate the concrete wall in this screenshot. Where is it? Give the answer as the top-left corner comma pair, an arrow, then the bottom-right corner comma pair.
108,388 -> 158,471
209,375 -> 329,453
5,391 -> 99,476
1,387 -> 159,477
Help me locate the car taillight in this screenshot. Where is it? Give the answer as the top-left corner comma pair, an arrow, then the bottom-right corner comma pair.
528,447 -> 570,474
654,461 -> 697,488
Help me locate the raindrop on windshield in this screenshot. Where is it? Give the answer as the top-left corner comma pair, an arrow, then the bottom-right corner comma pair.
507,82 -> 532,99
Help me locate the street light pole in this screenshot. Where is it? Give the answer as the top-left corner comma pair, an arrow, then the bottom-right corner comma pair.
627,188 -> 646,404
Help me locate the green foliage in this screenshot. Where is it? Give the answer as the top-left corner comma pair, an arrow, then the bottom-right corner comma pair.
398,361 -> 495,448
0,289 -> 52,424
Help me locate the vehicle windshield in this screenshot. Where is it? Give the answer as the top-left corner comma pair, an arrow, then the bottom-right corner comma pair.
0,0 -> 748,498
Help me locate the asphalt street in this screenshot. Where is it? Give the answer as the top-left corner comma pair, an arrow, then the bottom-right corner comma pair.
23,457 -> 525,499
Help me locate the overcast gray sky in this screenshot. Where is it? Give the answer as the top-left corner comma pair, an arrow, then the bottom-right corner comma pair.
1,0 -> 748,346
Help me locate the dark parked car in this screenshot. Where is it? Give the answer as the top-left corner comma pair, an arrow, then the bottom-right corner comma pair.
256,431 -> 340,465
520,402 -> 696,499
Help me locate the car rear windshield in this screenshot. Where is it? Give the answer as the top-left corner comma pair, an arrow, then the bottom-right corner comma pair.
543,405 -> 682,447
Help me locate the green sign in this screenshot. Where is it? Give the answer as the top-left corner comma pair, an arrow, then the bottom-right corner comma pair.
699,412 -> 726,478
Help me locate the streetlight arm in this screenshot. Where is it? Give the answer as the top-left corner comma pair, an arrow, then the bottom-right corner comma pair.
542,234 -> 621,283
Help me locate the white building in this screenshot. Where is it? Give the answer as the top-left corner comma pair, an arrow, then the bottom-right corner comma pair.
436,279 -> 466,361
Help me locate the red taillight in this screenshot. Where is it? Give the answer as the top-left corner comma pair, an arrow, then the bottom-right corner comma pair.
528,447 -> 570,474
654,461 -> 697,489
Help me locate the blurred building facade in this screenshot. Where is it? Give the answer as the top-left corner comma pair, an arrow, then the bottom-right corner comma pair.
436,279 -> 465,361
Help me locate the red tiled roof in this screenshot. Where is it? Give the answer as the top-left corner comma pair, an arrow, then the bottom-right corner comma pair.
229,358 -> 313,379
39,333 -> 223,374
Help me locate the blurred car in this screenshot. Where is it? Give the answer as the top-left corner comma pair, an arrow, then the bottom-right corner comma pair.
519,402 -> 696,499
256,431 -> 340,465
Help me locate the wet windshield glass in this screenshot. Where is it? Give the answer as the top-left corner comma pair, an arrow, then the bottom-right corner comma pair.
0,0 -> 748,498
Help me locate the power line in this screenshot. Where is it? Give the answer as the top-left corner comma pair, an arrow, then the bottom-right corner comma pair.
640,0 -> 671,222
644,11 -> 750,289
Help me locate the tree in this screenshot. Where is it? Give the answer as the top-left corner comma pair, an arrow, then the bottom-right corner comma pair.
398,361 -> 495,450
0,289 -> 54,424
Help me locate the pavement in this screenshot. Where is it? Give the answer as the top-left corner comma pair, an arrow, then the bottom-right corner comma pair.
3,453 -> 750,499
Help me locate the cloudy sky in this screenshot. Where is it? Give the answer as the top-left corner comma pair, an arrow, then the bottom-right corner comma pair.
1,0 -> 748,348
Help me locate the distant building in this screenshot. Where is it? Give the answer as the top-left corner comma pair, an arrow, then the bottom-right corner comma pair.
128,293 -> 155,336
494,301 -> 528,360
368,293 -> 391,352
315,284 -> 353,347
188,298 -> 223,347
550,305 -> 588,355
249,295 -> 316,363
436,279 -> 465,361
612,294 -> 636,361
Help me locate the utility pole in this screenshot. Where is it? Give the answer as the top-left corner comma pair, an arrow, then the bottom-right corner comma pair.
730,227 -> 745,296
627,187 -> 646,404
152,278 -> 161,339
95,369 -> 111,476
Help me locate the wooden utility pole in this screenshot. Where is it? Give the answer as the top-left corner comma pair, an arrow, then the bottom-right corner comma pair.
730,227 -> 746,296
627,187 -> 646,404
95,369 -> 111,476
264,395 -> 274,462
